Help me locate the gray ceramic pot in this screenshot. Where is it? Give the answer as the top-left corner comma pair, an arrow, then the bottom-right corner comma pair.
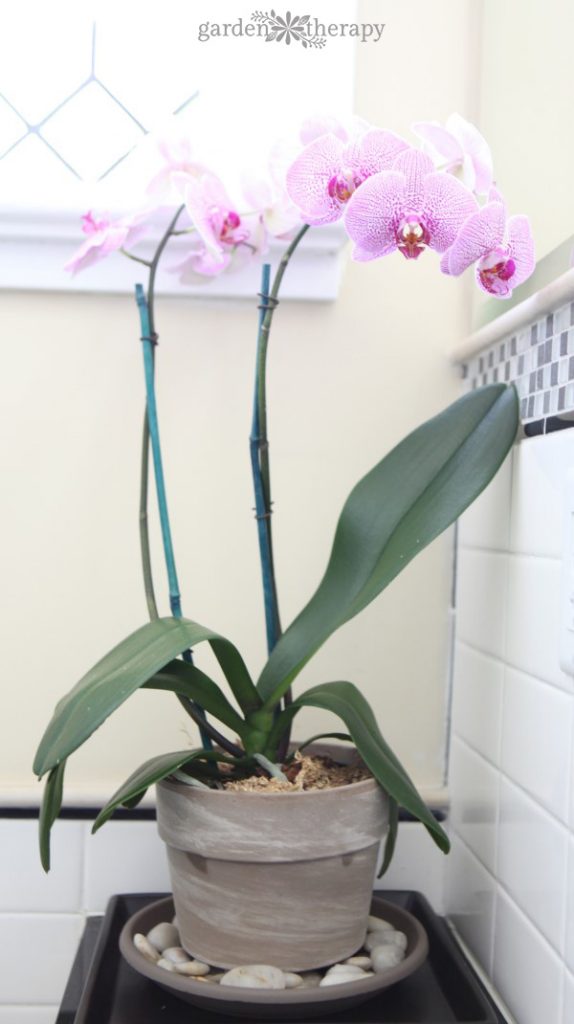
155,746 -> 389,970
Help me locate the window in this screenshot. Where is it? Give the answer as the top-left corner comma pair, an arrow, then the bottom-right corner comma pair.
0,1 -> 355,296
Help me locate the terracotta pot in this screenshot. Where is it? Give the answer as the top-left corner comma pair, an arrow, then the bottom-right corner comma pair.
155,746 -> 389,970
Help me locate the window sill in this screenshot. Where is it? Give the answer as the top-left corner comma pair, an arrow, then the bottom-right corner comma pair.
0,208 -> 348,300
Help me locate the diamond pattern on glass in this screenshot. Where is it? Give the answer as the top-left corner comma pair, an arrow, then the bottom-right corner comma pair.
0,95 -> 26,156
95,11 -> 200,128
40,81 -> 144,182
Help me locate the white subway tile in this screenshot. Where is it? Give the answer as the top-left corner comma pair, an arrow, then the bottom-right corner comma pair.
501,668 -> 573,821
456,550 -> 508,659
374,822 -> 445,912
0,1010 -> 58,1023
84,820 -> 170,913
449,738 -> 499,873
451,643 -> 503,766
493,890 -> 563,1024
497,778 -> 568,953
564,970 -> 574,1024
458,453 -> 512,552
566,839 -> 574,975
506,556 -> 572,692
510,431 -> 573,559
0,820 -> 83,913
0,914 -> 83,1004
444,836 -> 496,975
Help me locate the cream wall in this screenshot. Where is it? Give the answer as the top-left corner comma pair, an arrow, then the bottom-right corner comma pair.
1,0 -> 481,803
479,0 -> 574,262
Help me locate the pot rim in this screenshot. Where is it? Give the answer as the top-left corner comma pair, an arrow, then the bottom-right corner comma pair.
157,773 -> 381,799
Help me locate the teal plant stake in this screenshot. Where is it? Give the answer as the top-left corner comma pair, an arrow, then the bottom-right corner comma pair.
135,283 -> 212,751
250,263 -> 282,655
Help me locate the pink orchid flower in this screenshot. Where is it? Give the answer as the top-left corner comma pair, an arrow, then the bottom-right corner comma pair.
286,127 -> 410,226
412,113 -> 493,195
146,134 -> 207,201
64,210 -> 148,275
344,149 -> 478,262
170,174 -> 263,283
440,189 -> 535,299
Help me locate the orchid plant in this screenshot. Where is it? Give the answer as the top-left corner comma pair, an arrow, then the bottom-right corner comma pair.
34,114 -> 531,872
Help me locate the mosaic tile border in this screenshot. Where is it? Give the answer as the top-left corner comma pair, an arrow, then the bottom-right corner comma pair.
462,299 -> 574,432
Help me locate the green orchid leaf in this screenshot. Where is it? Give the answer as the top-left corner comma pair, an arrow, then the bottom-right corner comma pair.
39,760 -> 66,872
378,797 -> 399,878
258,385 -> 518,705
34,617 -> 259,779
293,681 -> 449,855
293,732 -> 353,755
145,660 -> 248,738
92,748 -> 218,832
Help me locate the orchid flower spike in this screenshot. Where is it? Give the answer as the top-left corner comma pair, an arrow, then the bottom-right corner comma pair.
64,210 -> 148,275
412,113 -> 493,196
344,149 -> 478,263
440,188 -> 535,299
286,127 -> 409,225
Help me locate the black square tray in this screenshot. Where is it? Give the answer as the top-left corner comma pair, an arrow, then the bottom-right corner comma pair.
56,891 -> 507,1023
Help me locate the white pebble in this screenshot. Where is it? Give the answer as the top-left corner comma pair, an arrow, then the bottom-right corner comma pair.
173,959 -> 211,977
157,957 -> 177,972
388,930 -> 408,951
162,946 -> 190,964
133,933 -> 160,963
344,956 -> 372,969
367,915 -> 395,933
220,965 -> 286,989
284,972 -> 303,988
320,968 -> 373,987
365,930 -> 399,952
326,964 -> 369,977
147,922 -> 180,953
371,944 -> 405,972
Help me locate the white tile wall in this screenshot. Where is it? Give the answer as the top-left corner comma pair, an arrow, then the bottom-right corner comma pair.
1,816 -> 443,1017
447,427 -> 574,1024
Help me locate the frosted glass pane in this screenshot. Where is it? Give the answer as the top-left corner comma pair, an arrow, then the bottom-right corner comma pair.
40,82 -> 144,182
0,5 -> 92,123
0,96 -> 26,154
96,9 -> 200,127
0,134 -> 86,207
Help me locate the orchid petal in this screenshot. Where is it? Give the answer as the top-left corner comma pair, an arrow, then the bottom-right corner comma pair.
444,202 -> 506,276
344,171 -> 406,260
422,172 -> 478,253
411,121 -> 463,164
392,149 -> 435,210
286,133 -> 346,223
352,129 -> 409,178
446,113 -> 493,194
506,215 -> 536,287
299,115 -> 348,145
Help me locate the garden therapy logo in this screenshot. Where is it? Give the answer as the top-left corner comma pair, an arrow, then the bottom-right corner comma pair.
197,11 -> 386,46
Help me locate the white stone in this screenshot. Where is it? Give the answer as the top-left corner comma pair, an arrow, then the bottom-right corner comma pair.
344,956 -> 372,969
284,972 -> 304,988
320,968 -> 374,987
387,930 -> 408,951
147,922 -> 180,953
371,944 -> 405,972
133,933 -> 160,963
326,964 -> 369,977
157,957 -> 177,972
220,965 -> 286,989
367,915 -> 395,933
365,930 -> 399,952
162,946 -> 190,964
173,959 -> 211,976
